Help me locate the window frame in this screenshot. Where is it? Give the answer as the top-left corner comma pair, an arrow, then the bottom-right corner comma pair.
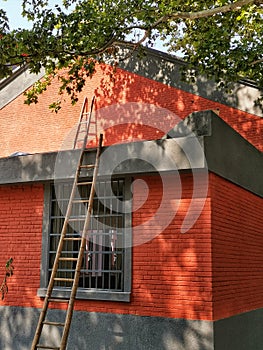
38,177 -> 132,302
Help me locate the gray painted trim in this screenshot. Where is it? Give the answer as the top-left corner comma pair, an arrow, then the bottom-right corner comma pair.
38,178 -> 132,302
203,111 -> 263,197
37,287 -> 131,302
164,110 -> 263,197
40,183 -> 52,289
124,177 -> 132,294
0,67 -> 45,109
0,137 -> 206,184
164,110 -> 212,138
0,149 -> 81,184
98,136 -> 206,175
0,65 -> 28,89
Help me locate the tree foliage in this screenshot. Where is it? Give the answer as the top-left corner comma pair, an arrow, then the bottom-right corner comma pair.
0,258 -> 14,301
1,0 -> 263,110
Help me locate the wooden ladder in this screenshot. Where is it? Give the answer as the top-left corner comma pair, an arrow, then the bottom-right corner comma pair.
73,96 -> 97,149
31,97 -> 103,350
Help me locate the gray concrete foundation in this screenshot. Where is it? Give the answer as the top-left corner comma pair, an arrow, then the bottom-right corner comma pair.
2,304 -> 263,349
0,306 -> 213,350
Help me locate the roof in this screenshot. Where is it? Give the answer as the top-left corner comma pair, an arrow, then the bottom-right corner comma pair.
0,64 -> 45,109
0,46 -> 262,116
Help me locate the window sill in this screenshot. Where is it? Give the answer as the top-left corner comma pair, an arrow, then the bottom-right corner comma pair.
37,287 -> 131,302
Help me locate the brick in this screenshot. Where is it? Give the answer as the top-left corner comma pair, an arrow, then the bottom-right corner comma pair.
0,184 -> 44,307
0,63 -> 262,322
211,173 -> 263,320
0,65 -> 262,158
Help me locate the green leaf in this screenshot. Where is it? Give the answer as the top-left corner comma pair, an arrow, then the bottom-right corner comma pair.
1,0 -> 262,107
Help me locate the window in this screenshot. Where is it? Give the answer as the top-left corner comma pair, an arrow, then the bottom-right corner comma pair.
38,178 -> 132,302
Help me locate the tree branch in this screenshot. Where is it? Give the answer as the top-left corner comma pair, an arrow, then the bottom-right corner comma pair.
106,0 -> 262,62
125,0 -> 262,34
250,58 -> 263,65
171,0 -> 261,20
121,0 -> 262,47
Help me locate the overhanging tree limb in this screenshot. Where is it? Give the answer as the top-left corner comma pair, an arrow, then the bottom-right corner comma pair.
170,0 -> 261,20
1,0 -> 262,110
125,0 -> 261,33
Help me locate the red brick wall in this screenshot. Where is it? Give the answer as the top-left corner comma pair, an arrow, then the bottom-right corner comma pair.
0,184 -> 44,308
211,173 -> 263,320
2,170 -> 262,321
0,173 -> 213,321
0,65 -> 262,158
73,172 -> 213,320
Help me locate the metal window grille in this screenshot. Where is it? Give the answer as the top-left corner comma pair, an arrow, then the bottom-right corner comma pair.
49,179 -> 125,291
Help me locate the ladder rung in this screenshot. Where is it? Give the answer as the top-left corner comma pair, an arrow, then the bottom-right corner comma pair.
83,147 -> 96,152
63,237 -> 82,240
72,199 -> 90,203
54,278 -> 74,282
43,321 -> 65,327
59,257 -> 79,261
48,298 -> 69,303
77,181 -> 93,186
68,218 -> 85,222
36,345 -> 60,349
80,164 -> 95,169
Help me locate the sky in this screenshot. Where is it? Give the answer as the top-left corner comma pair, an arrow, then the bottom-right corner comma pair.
0,0 -> 62,29
0,0 -> 169,53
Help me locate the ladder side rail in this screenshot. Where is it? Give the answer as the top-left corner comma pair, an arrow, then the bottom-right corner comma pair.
73,96 -> 96,150
73,97 -> 88,149
31,149 -> 84,350
80,96 -> 96,152
60,134 -> 103,350
31,97 -> 99,350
